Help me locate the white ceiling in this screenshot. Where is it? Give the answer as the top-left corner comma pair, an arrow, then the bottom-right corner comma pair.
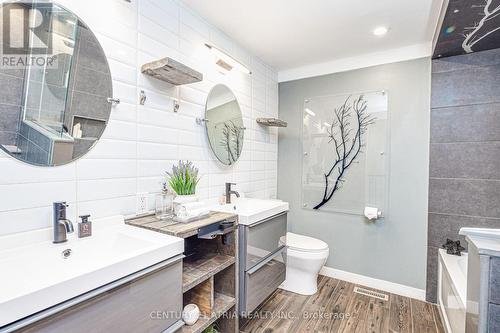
182,0 -> 443,77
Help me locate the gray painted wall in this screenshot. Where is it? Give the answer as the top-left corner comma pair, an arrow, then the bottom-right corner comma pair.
278,58 -> 431,290
426,48 -> 500,302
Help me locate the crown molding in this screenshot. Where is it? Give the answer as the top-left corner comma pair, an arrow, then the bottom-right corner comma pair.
278,42 -> 432,83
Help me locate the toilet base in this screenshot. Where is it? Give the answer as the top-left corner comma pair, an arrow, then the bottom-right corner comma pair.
278,233 -> 329,296
280,279 -> 317,296
279,265 -> 322,295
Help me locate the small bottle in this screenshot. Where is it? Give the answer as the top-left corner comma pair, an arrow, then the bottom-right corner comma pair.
218,194 -> 226,205
78,214 -> 92,238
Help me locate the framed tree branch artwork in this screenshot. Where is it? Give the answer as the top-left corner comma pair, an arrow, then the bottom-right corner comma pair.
301,90 -> 389,215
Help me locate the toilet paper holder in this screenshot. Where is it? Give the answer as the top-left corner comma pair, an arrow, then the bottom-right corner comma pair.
364,206 -> 383,220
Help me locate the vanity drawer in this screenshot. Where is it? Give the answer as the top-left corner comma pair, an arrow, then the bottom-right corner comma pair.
243,247 -> 286,314
243,212 -> 287,270
17,259 -> 182,333
489,257 -> 500,305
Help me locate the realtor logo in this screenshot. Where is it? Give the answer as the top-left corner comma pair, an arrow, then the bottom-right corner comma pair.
1,1 -> 56,68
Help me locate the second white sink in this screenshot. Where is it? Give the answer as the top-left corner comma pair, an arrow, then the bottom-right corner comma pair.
214,198 -> 289,225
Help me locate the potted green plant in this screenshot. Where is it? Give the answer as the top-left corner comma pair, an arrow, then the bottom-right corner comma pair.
203,324 -> 219,333
166,160 -> 200,206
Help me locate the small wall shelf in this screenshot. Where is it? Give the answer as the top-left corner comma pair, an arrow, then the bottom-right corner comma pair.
256,118 -> 288,127
141,57 -> 203,85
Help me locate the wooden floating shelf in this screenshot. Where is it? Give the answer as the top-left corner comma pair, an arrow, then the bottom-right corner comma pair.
256,118 -> 288,127
181,293 -> 236,333
183,253 -> 235,293
141,57 -> 203,86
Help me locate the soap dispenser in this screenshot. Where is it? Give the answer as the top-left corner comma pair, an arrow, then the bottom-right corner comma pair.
78,214 -> 92,238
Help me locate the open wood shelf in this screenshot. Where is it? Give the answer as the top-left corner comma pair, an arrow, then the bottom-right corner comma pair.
183,253 -> 235,293
181,293 -> 236,333
256,117 -> 288,127
141,57 -> 203,86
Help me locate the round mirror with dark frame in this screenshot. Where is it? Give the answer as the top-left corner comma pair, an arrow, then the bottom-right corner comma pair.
204,84 -> 244,166
0,1 -> 113,166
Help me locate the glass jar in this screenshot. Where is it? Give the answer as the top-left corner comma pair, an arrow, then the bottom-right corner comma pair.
155,191 -> 174,220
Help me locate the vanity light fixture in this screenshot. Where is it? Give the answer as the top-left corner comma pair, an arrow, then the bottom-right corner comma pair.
373,26 -> 389,36
305,108 -> 316,117
205,43 -> 252,75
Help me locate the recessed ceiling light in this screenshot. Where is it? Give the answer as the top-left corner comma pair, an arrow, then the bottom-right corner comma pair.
373,26 -> 389,36
445,26 -> 456,34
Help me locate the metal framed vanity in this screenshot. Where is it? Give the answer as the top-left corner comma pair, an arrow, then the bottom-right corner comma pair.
127,211 -> 239,333
238,212 -> 287,315
213,197 -> 289,317
7,257 -> 184,333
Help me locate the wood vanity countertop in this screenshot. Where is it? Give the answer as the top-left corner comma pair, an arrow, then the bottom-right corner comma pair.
125,212 -> 238,238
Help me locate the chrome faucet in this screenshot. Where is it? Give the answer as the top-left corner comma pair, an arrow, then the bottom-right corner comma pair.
53,201 -> 74,244
225,182 -> 240,204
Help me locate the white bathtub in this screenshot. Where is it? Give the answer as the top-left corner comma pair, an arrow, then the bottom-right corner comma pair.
438,249 -> 467,333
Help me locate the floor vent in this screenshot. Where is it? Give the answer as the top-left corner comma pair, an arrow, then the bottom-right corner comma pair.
353,286 -> 389,301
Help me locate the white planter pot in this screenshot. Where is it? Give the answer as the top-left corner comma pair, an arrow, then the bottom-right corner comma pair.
173,194 -> 198,204
173,194 -> 198,214
182,304 -> 200,326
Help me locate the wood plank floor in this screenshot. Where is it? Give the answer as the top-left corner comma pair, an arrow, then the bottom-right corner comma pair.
240,276 -> 445,333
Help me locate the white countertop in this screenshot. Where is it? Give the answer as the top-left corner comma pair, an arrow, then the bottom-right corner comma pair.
212,197 -> 289,225
459,228 -> 500,257
0,215 -> 184,327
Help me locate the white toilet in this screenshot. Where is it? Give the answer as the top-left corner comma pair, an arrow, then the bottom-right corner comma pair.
279,232 -> 329,295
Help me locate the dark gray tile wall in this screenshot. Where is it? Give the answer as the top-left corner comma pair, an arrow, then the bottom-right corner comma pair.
64,24 -> 111,158
488,303 -> 500,333
426,48 -> 500,303
490,257 -> 500,305
0,8 -> 27,147
0,72 -> 24,146
16,122 -> 51,166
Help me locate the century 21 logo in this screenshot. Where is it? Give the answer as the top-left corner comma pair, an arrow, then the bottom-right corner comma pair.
2,2 -> 53,55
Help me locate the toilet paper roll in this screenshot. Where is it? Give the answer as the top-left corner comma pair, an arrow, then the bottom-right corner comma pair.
364,206 -> 381,220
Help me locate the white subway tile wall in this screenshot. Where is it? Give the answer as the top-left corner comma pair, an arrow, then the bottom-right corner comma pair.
0,0 -> 279,235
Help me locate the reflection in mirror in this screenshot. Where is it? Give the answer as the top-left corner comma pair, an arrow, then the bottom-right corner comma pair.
205,84 -> 244,166
0,2 -> 112,166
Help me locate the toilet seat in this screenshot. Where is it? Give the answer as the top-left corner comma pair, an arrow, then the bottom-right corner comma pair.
280,232 -> 329,253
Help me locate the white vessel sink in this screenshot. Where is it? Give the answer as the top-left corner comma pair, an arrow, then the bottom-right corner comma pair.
214,198 -> 289,225
0,215 -> 183,327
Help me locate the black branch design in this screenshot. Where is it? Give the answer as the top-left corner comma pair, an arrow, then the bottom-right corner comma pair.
462,0 -> 500,53
313,95 -> 375,210
219,120 -> 243,164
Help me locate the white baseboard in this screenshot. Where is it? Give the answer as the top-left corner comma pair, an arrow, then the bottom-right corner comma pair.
320,266 -> 426,301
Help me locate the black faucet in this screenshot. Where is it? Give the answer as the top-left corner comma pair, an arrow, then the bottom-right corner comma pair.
53,202 -> 74,244
225,182 -> 240,204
